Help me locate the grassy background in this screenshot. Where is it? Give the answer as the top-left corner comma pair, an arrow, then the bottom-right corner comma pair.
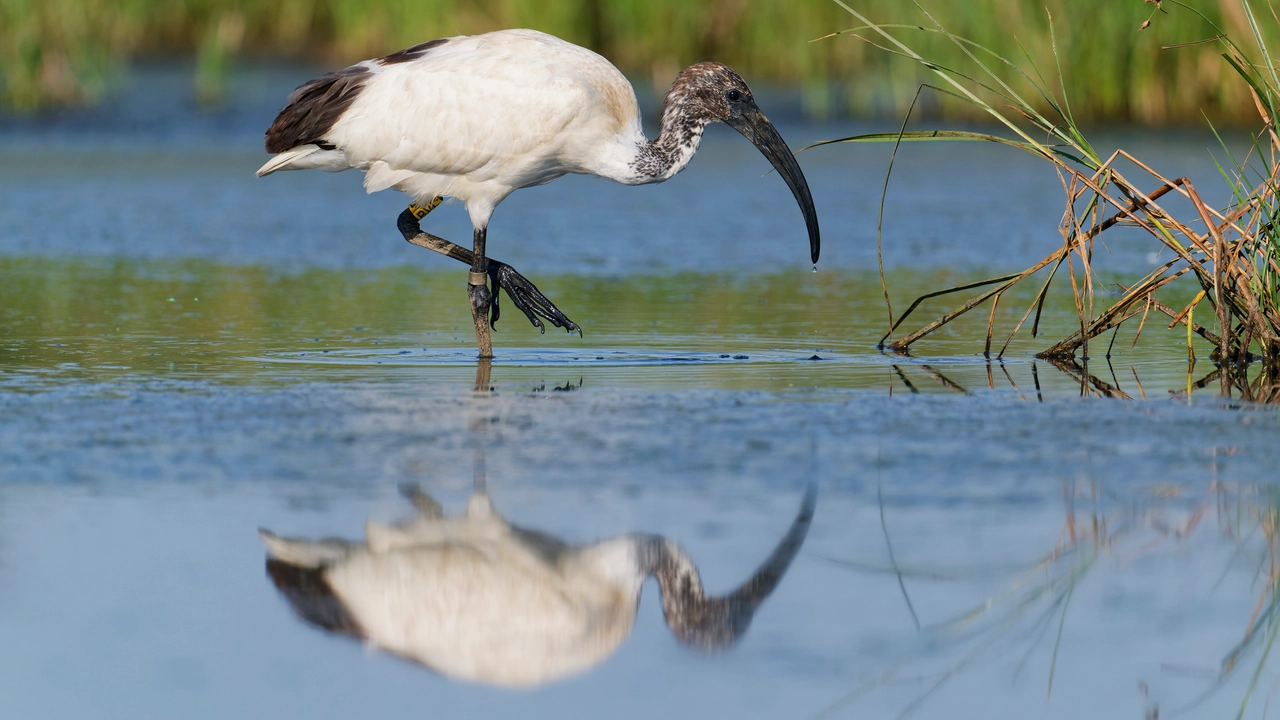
0,0 -> 1273,122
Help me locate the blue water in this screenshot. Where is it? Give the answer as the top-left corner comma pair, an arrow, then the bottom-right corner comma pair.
0,65 -> 1278,719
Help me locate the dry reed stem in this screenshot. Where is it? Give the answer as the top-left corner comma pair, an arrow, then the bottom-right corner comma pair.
1050,265 -> 1190,349
842,5 -> 1280,371
888,182 -> 1186,354
984,291 -> 1003,356
1140,294 -> 1224,346
887,156 -> 1279,366
1131,296 -> 1154,349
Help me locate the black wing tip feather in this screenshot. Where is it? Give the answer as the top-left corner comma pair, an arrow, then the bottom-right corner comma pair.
263,37 -> 450,154
263,64 -> 372,154
379,37 -> 450,65
265,558 -> 363,638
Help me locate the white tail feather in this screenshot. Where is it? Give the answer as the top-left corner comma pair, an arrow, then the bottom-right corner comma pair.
259,528 -> 354,567
256,145 -> 322,177
363,161 -> 419,193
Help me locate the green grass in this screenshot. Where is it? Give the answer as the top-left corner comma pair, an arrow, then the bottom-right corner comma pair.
0,0 -> 1277,120
813,0 -> 1280,373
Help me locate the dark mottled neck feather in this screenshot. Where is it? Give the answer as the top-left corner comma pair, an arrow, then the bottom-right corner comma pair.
631,113 -> 707,181
630,78 -> 715,181
633,485 -> 815,650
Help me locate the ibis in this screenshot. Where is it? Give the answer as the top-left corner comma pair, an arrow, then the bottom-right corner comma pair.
261,482 -> 816,686
258,28 -> 820,358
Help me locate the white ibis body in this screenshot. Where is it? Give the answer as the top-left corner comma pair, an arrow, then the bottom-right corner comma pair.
257,28 -> 820,358
261,484 -> 816,687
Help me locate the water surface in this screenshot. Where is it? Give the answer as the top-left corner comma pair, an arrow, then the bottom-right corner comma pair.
1,69 -> 1279,720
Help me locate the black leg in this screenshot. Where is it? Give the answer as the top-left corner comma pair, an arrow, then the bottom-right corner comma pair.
397,206 -> 581,336
468,227 -> 494,358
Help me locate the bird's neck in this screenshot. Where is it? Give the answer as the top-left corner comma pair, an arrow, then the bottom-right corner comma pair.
631,99 -> 709,183
633,534 -> 736,647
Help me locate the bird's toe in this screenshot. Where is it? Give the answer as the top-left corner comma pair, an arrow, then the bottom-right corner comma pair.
488,260 -> 580,335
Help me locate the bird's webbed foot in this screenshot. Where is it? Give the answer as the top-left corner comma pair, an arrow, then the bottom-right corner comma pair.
395,202 -> 580,337
487,259 -> 581,336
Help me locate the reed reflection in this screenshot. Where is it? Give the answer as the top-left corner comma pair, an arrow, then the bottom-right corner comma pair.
818,478 -> 1277,719
260,450 -> 815,687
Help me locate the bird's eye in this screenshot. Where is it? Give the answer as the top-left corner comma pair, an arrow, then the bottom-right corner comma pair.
726,89 -> 742,102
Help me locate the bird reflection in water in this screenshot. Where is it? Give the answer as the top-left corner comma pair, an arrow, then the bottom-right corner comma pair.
261,467 -> 816,687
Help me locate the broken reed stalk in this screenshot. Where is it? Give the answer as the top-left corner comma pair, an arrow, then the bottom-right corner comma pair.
820,0 -> 1280,372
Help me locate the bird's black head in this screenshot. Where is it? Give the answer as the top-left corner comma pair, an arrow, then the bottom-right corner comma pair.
666,62 -> 754,123
668,62 -> 821,264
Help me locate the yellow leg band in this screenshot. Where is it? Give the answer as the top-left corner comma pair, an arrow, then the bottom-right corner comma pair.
408,197 -> 443,220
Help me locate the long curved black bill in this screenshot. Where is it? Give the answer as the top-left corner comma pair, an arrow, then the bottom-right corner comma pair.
715,481 -> 817,620
726,105 -> 821,264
